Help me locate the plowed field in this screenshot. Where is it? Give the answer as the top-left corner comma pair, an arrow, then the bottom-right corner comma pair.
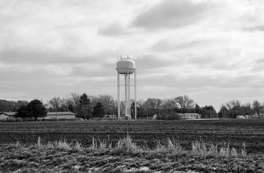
1,119 -> 264,154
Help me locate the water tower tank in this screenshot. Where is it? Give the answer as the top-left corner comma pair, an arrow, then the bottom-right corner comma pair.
116,59 -> 136,74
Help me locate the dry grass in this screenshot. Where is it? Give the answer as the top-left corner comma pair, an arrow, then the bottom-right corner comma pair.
54,140 -> 72,150
1,136 -> 254,173
241,142 -> 247,157
15,136 -> 247,158
72,141 -> 82,152
153,139 -> 186,155
114,135 -> 142,153
190,140 -> 249,159
36,136 -> 42,150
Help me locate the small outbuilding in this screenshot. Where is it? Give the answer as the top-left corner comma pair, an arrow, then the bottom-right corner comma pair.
236,115 -> 245,119
178,113 -> 201,120
0,112 -> 9,120
0,112 -> 16,120
45,112 -> 76,120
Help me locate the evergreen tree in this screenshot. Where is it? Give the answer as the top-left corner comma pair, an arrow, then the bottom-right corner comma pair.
218,105 -> 228,118
26,99 -> 47,121
68,104 -> 75,113
92,102 -> 105,118
78,93 -> 91,120
15,105 -> 29,118
131,102 -> 135,119
15,99 -> 47,121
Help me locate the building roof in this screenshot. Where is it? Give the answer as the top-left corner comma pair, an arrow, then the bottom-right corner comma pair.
47,112 -> 76,116
179,113 -> 201,116
251,112 -> 264,117
184,113 -> 201,115
0,112 -> 16,116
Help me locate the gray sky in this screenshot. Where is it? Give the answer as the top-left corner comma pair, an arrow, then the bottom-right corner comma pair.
1,0 -> 264,110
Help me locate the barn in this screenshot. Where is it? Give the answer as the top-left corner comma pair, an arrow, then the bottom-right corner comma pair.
178,113 -> 201,120
45,112 -> 76,120
0,112 -> 16,120
0,112 -> 9,120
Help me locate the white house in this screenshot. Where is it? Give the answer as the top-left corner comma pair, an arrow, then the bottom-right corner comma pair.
0,112 -> 16,120
45,112 -> 76,120
178,113 -> 201,120
236,115 -> 246,119
0,112 -> 9,120
251,112 -> 264,119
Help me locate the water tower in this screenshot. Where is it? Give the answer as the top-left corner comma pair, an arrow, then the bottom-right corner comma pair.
116,56 -> 137,120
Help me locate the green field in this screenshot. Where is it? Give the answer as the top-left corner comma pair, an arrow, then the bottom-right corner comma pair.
1,119 -> 264,172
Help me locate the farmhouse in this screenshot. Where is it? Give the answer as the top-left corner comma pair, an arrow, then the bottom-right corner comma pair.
178,113 -> 201,120
45,112 -> 76,120
250,112 -> 264,119
0,112 -> 16,120
236,115 -> 246,119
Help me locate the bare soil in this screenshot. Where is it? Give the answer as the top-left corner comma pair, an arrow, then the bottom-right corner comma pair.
1,119 -> 264,153
1,144 -> 264,173
1,120 -> 264,172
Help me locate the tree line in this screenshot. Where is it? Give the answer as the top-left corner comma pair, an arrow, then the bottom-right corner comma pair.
0,94 -> 216,119
219,100 -> 264,118
1,94 -> 263,119
135,96 -> 217,119
9,93 -> 109,121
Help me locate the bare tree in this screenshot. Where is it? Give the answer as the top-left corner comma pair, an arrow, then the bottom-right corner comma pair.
58,97 -> 74,111
241,102 -> 254,116
225,100 -> 241,118
97,95 -> 116,115
161,99 -> 176,109
225,100 -> 241,110
136,99 -> 147,118
49,96 -> 61,112
145,98 -> 162,109
144,98 -> 162,116
174,95 -> 194,113
262,102 -> 264,117
218,104 -> 228,118
252,100 -> 262,118
64,97 -> 74,107
71,93 -> 80,106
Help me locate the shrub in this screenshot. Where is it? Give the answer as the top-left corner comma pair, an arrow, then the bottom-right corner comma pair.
16,117 -> 23,122
7,118 -> 16,122
72,141 -> 83,152
153,139 -> 185,154
58,118 -> 68,121
50,119 -> 58,121
103,115 -> 117,120
44,119 -> 57,121
36,118 -> 41,122
0,119 -> 7,122
54,140 -> 72,150
157,111 -> 180,120
28,118 -> 35,121
114,135 -> 141,153
75,118 -> 85,121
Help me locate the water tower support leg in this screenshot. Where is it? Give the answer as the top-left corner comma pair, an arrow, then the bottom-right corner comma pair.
134,70 -> 137,120
125,74 -> 128,116
128,74 -> 130,116
117,72 -> 120,120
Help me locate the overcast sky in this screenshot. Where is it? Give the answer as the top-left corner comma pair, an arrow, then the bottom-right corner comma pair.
1,0 -> 264,110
